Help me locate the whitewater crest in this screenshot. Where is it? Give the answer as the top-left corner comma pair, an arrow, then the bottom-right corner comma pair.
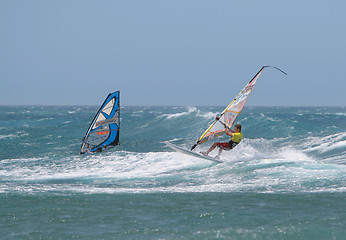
158,106 -> 217,120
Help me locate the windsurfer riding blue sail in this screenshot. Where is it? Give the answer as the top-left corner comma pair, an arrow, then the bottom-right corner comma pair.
79,91 -> 120,154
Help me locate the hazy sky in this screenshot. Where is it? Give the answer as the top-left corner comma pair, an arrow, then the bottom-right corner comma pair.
1,0 -> 345,106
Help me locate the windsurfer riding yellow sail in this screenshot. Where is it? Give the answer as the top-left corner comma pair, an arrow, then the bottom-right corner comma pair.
201,118 -> 243,159
191,66 -> 287,159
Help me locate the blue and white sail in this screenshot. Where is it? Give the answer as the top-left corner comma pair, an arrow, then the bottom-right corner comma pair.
80,91 -> 120,154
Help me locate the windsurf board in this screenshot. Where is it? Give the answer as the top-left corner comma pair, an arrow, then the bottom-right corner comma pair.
165,141 -> 222,163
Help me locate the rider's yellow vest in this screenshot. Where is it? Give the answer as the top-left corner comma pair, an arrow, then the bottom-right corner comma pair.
232,132 -> 243,143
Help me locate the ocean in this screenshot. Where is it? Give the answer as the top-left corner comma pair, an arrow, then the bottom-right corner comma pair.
0,105 -> 345,239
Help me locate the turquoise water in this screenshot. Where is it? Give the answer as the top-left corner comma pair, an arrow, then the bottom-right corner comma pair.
1,106 -> 345,239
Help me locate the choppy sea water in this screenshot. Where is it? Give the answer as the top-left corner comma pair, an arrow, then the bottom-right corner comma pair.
0,106 -> 345,239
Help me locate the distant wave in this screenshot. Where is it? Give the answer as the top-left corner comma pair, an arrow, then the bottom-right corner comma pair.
157,106 -> 216,119
159,106 -> 198,119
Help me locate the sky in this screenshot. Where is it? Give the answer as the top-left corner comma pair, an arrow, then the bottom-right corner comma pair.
1,0 -> 345,106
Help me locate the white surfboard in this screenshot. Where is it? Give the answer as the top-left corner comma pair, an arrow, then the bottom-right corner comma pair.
165,141 -> 222,163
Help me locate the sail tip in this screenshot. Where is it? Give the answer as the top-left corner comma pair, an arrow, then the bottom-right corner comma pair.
263,66 -> 287,75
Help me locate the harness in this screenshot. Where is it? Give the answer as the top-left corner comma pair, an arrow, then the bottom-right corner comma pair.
228,140 -> 239,149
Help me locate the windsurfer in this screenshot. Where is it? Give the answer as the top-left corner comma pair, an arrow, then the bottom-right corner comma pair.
95,144 -> 107,153
82,143 -> 91,154
201,121 -> 242,159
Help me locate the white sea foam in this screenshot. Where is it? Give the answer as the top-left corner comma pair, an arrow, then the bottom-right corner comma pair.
197,110 -> 217,119
0,134 -> 17,139
2,130 -> 345,194
2,143 -> 345,195
158,106 -> 218,120
301,132 -> 346,154
334,112 -> 346,116
160,106 -> 197,119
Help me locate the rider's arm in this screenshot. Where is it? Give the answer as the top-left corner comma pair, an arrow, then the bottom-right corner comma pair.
224,127 -> 234,137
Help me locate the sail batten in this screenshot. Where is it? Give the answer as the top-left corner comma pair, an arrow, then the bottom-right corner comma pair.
191,66 -> 286,150
80,91 -> 120,154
